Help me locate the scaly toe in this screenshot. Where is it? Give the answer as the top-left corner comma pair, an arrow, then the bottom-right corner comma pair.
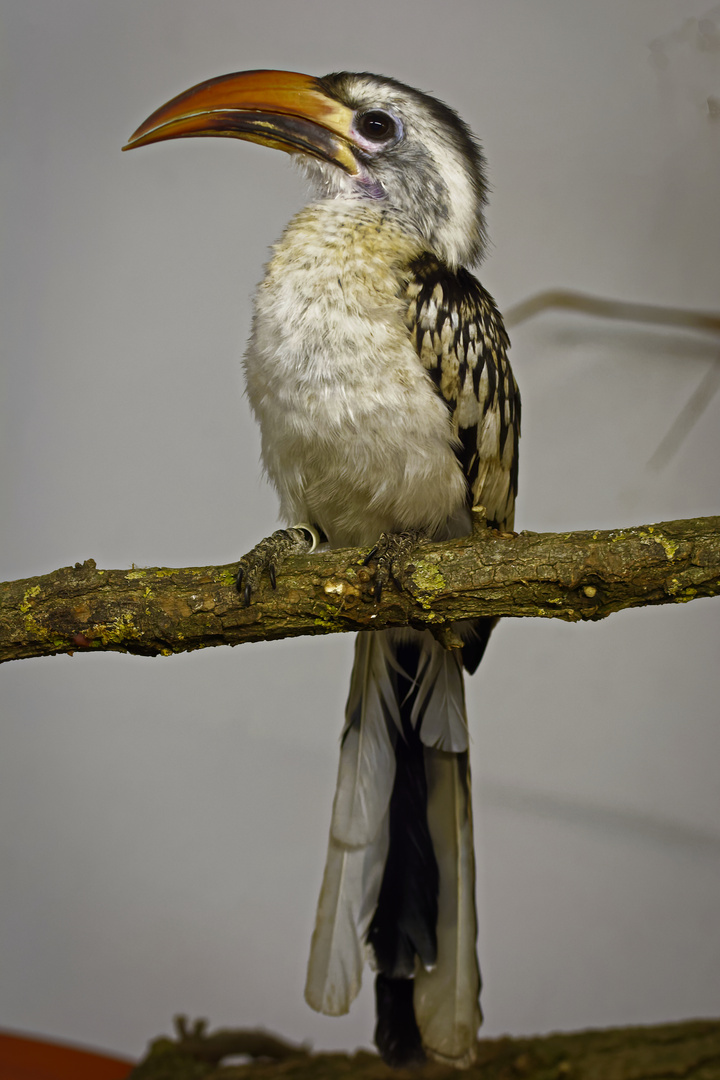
366,530 -> 424,599
236,526 -> 319,605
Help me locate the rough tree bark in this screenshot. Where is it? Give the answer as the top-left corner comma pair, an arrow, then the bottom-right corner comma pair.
1,513 -> 718,664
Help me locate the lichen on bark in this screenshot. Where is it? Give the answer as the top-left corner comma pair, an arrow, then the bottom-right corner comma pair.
0,515 -> 718,664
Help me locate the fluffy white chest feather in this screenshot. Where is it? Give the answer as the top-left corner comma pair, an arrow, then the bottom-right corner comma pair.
244,201 -> 468,548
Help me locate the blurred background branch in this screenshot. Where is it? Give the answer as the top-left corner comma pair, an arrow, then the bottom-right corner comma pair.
505,288 -> 720,473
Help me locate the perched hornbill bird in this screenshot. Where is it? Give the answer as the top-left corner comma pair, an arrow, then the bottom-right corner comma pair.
125,69 -> 520,1068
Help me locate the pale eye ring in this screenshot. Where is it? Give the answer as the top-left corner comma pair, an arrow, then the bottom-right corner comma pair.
355,110 -> 399,143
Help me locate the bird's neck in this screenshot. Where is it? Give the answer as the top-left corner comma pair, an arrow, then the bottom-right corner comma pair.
269,198 -> 428,283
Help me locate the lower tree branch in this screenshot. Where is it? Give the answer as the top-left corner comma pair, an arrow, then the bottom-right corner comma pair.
129,1016 -> 720,1079
1,514 -> 718,664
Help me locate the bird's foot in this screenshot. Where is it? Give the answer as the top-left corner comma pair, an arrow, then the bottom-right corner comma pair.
236,524 -> 323,606
364,529 -> 425,600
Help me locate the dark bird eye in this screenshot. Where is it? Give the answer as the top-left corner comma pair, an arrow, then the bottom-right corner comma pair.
356,110 -> 398,142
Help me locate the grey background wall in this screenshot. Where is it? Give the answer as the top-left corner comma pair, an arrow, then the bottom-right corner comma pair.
2,0 -> 719,1061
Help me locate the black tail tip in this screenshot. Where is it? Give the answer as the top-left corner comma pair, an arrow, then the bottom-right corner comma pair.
374,974 -> 426,1069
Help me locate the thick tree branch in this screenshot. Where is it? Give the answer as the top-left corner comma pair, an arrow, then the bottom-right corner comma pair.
1,514 -> 718,664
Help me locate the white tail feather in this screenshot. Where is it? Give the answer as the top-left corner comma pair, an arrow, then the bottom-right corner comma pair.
304,824 -> 388,1015
331,634 -> 398,847
414,749 -> 481,1066
306,631 -> 398,1015
412,635 -> 469,752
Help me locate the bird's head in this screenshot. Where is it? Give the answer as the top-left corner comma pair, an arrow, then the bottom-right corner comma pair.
124,69 -> 488,269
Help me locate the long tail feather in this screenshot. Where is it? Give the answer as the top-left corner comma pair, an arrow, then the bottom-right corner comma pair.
331,634 -> 399,847
305,632 -> 398,1015
304,825 -> 388,1015
414,748 -> 482,1066
366,640 -> 438,977
306,629 -> 482,1068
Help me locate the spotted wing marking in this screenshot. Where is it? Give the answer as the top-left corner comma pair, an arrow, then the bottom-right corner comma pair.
403,253 -> 520,531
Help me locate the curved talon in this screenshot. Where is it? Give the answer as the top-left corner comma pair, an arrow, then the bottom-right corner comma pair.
363,546 -> 378,567
269,564 -> 277,590
236,565 -> 244,590
243,580 -> 252,607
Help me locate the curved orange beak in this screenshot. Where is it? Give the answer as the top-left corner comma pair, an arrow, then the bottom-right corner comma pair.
123,68 -> 358,173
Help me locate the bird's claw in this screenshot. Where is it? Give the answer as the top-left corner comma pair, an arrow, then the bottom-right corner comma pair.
365,529 -> 424,600
236,526 -> 318,606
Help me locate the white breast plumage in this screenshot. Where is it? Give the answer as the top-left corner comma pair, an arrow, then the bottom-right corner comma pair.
245,201 -> 468,548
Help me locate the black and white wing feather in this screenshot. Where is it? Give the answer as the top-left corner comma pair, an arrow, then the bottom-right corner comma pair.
404,253 -> 520,533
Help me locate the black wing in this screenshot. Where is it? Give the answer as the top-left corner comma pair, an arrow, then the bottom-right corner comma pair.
403,253 -> 520,533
